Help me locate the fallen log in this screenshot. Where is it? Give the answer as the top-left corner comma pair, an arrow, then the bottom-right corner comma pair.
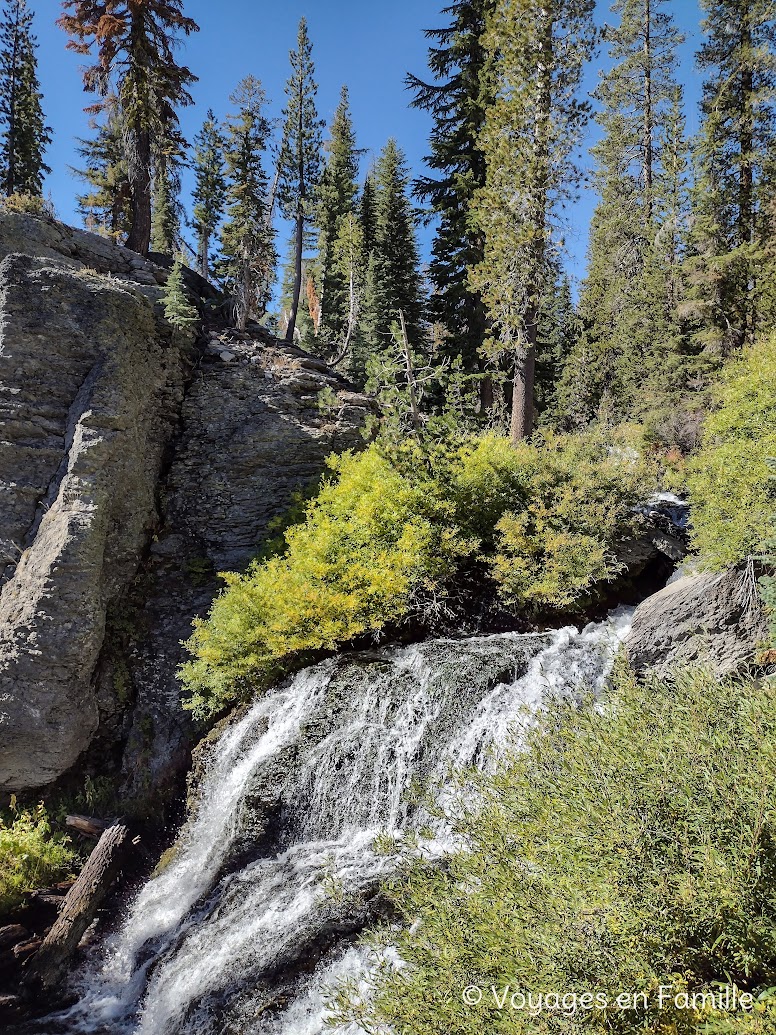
23,822 -> 131,995
65,814 -> 111,840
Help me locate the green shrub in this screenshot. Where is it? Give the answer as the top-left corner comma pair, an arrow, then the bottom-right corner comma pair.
0,803 -> 76,917
687,334 -> 776,568
181,433 -> 657,719
181,448 -> 468,718
332,666 -> 776,1035
455,432 -> 654,609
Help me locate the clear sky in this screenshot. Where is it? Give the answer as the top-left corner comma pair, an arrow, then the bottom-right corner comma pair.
34,0 -> 708,289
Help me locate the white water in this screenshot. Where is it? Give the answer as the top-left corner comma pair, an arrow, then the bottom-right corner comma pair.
47,610 -> 631,1035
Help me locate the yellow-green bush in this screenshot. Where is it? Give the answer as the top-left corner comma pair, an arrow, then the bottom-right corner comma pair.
0,803 -> 76,916
687,334 -> 776,567
455,432 -> 653,608
181,432 -> 657,719
181,448 -> 470,718
332,666 -> 776,1035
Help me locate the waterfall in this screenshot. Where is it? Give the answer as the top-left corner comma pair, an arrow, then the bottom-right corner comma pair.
42,610 -> 631,1035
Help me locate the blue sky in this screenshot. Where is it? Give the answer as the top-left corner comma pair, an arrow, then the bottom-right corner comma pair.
35,0 -> 708,288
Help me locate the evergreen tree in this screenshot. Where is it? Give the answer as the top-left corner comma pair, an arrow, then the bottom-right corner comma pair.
162,255 -> 199,331
557,0 -> 688,428
359,173 -> 377,264
219,77 -> 275,332
535,267 -> 579,420
0,0 -> 49,197
74,94 -> 131,238
317,85 -> 360,353
407,0 -> 494,386
59,0 -> 199,257
687,0 -> 776,353
278,17 -> 324,343
361,139 -> 425,360
191,110 -> 226,279
471,0 -> 597,443
150,144 -> 184,255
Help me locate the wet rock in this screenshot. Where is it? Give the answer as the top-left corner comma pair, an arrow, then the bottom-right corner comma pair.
626,564 -> 769,675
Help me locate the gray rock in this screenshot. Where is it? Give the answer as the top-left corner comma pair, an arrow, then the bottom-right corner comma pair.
119,340 -> 371,804
625,565 -> 769,676
0,251 -> 190,792
0,212 -> 374,798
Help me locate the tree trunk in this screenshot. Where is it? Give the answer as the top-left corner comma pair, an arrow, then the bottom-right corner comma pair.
126,127 -> 152,257
23,823 -> 131,996
65,815 -> 110,840
510,313 -> 536,444
285,207 -> 304,342
643,0 -> 653,222
198,233 -> 209,280
398,309 -> 421,431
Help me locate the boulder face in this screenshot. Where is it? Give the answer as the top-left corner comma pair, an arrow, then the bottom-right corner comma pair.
625,564 -> 769,676
0,251 -> 190,793
118,328 -> 373,805
0,214 -> 372,797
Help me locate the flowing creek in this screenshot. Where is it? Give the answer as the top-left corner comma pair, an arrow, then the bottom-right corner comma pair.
41,610 -> 632,1034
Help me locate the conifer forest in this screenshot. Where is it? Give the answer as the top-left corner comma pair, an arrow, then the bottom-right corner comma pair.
0,2 -> 775,1033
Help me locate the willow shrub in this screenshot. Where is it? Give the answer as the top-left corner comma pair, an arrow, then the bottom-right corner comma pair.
181,432 -> 656,719
332,667 -> 776,1035
181,447 -> 470,718
0,803 -> 76,916
687,333 -> 776,568
456,433 -> 652,609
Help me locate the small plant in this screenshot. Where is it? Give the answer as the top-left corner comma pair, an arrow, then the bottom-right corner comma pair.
0,800 -> 76,917
162,255 -> 200,332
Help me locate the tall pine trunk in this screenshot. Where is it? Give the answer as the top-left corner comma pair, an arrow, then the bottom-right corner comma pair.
510,5 -> 551,445
286,206 -> 304,342
126,126 -> 152,256
643,0 -> 653,222
510,306 -> 537,443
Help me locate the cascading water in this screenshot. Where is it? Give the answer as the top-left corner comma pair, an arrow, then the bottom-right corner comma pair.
38,610 -> 631,1035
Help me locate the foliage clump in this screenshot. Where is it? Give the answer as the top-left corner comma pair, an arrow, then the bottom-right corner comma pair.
0,801 -> 76,916
687,334 -> 776,568
181,431 -> 656,718
331,665 -> 776,1035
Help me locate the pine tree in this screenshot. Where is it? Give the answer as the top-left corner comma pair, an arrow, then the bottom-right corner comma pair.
0,0 -> 49,197
359,173 -> 377,263
219,77 -> 275,332
162,255 -> 199,331
558,0 -> 686,426
191,110 -> 226,279
407,0 -> 494,385
59,0 -> 199,257
278,17 -> 324,343
150,144 -> 184,255
75,94 -> 131,237
688,0 -> 776,353
472,0 -> 597,443
317,85 -> 360,353
361,139 -> 425,359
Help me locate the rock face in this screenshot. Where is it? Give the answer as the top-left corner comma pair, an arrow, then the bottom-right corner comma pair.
625,564 -> 769,676
0,214 -> 372,797
0,251 -> 189,793
119,328 -> 374,805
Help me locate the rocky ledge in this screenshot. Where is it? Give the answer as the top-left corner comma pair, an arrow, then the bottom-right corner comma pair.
0,213 -> 373,800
